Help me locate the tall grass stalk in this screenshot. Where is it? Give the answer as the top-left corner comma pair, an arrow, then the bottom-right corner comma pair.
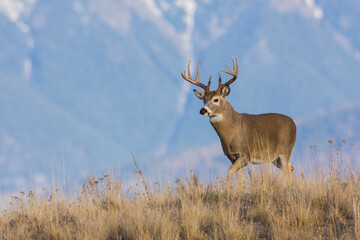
0,147 -> 359,239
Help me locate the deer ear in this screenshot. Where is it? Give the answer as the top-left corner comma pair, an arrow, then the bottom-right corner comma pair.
193,89 -> 205,99
221,85 -> 230,97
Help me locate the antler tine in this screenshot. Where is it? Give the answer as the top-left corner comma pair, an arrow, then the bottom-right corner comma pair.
187,61 -> 191,79
181,59 -> 209,91
216,71 -> 223,93
207,75 -> 212,91
220,56 -> 239,86
187,60 -> 194,80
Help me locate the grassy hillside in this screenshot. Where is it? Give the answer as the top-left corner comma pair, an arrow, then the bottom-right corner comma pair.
1,152 -> 359,240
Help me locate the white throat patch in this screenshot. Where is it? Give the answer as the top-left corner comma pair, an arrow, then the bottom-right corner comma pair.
210,114 -> 223,123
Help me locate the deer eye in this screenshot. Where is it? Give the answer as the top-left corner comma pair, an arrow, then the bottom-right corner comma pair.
214,98 -> 219,103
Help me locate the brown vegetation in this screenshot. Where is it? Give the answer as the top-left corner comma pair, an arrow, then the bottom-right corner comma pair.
0,149 -> 359,239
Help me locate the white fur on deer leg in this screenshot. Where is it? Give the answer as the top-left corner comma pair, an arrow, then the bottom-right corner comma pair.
210,114 -> 223,123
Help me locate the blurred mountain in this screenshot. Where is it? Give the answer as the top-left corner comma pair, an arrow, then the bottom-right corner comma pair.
0,0 -> 359,191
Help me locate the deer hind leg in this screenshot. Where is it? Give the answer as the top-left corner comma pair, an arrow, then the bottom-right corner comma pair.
272,155 -> 294,174
225,154 -> 248,189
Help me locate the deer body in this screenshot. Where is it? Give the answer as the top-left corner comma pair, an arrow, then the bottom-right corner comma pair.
211,111 -> 296,165
181,57 -> 296,187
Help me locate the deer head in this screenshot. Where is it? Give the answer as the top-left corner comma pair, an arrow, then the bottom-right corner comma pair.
181,57 -> 239,122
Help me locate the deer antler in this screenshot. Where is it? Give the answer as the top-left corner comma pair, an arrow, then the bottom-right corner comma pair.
181,60 -> 211,92
216,57 -> 239,93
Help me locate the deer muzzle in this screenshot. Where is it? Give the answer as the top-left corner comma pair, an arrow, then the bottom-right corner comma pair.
200,107 -> 212,116
200,108 -> 207,115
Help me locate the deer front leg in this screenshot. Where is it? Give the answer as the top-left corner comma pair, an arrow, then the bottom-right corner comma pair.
225,153 -> 248,189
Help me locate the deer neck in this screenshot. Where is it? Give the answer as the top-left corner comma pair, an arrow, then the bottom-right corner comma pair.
210,101 -> 238,139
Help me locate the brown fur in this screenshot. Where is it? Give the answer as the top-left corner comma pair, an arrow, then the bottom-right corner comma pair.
182,57 -> 296,187
206,93 -> 297,186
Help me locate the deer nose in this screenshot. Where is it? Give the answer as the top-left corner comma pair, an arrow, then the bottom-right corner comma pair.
200,108 -> 207,115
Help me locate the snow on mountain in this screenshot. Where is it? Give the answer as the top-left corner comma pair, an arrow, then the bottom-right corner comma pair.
0,0 -> 36,33
0,0 -> 359,192
270,0 -> 323,19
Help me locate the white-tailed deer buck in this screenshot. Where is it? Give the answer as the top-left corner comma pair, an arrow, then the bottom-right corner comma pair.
181,57 -> 297,187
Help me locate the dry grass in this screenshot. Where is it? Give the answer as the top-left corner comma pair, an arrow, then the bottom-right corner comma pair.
1,152 -> 360,239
